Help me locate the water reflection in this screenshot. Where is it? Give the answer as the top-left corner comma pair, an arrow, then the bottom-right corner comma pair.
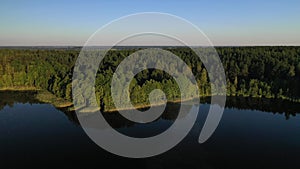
0,91 -> 40,109
1,91 -> 300,169
1,91 -> 300,127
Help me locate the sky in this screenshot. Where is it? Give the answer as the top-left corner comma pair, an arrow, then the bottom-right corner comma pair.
0,0 -> 299,46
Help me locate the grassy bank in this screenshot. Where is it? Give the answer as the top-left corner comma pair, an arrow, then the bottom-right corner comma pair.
104,96 -> 206,113
35,90 -> 73,108
0,86 -> 38,91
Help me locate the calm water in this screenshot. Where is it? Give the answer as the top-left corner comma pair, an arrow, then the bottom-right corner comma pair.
1,91 -> 300,169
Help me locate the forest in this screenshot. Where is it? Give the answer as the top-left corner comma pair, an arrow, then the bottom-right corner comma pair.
0,46 -> 299,111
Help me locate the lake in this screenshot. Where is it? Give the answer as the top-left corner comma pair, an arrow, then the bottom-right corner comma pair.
1,91 -> 300,168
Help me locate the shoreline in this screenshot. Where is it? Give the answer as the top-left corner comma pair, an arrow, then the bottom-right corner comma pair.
35,90 -> 73,108
68,95 -> 300,113
0,87 -> 40,91
103,97 -> 199,113
0,88 -> 299,112
0,88 -> 73,108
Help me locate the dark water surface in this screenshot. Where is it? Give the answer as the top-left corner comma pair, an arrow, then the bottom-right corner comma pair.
1,91 -> 300,169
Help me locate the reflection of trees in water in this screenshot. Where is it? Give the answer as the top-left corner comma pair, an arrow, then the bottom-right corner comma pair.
61,97 -> 300,128
60,103 -> 196,130
1,91 -> 300,127
59,104 -> 182,129
0,91 -> 40,110
224,97 -> 300,120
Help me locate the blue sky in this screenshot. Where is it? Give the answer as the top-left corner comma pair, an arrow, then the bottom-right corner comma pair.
0,0 -> 299,46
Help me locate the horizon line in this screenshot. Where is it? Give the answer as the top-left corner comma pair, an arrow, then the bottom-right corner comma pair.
0,44 -> 299,48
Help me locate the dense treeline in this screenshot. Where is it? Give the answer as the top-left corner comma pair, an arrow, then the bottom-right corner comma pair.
0,49 -> 77,100
218,47 -> 300,99
0,46 -> 299,111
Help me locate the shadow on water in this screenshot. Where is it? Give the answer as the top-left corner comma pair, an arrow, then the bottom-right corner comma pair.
1,91 -> 300,169
65,96 -> 300,126
0,91 -> 41,109
1,91 -> 300,128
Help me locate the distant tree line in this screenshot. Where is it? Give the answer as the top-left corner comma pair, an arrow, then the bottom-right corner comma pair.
0,46 -> 299,111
